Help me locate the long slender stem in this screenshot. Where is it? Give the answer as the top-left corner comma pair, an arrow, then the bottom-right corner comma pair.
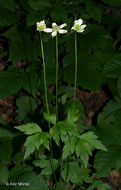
40,32 -> 50,118
40,33 -> 57,187
74,32 -> 77,100
56,34 -> 58,122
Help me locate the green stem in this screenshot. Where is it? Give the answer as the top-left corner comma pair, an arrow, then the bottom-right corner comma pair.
74,32 -> 77,100
56,34 -> 58,122
40,33 -> 57,186
40,32 -> 50,119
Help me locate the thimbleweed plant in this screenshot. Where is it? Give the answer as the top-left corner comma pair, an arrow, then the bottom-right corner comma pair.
71,19 -> 86,100
15,19 -> 107,190
50,22 -> 67,121
36,20 -> 52,121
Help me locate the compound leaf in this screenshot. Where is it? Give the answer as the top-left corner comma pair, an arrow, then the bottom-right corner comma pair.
15,123 -> 42,135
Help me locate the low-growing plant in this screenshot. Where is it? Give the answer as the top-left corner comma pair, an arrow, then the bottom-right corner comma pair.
14,19 -> 108,189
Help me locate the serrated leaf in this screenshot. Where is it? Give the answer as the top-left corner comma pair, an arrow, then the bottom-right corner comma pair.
0,128 -> 19,140
23,72 -> 39,97
86,0 -> 103,22
62,142 -> 71,159
24,132 -> 50,159
58,120 -> 79,138
103,54 -> 121,78
33,159 -> 59,175
50,125 -> 60,146
43,112 -> 56,125
24,133 -> 41,159
16,96 -> 37,122
96,112 -> 121,146
70,136 -> 77,154
0,128 -> 23,162
76,132 -> 107,167
9,164 -> 32,182
66,100 -> 80,123
15,123 -> 42,135
0,69 -> 24,98
103,100 -> 121,116
3,26 -> 39,64
62,162 -> 91,184
94,145 -> 121,177
55,182 -> 66,190
88,180 -> 111,190
0,162 -> 9,184
62,129 -> 106,167
40,132 -> 50,150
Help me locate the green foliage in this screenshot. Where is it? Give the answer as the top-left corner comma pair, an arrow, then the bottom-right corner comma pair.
88,180 -> 111,190
94,145 -> 121,177
62,132 -> 106,167
0,0 -> 15,11
0,68 -> 24,98
33,157 -> 59,175
28,0 -> 51,10
15,123 -> 50,159
8,164 -> 47,190
16,96 -> 37,121
0,128 -> 23,162
0,162 -> 9,184
0,0 -> 121,188
15,123 -> 42,135
23,72 -> 39,97
43,112 -> 56,125
62,162 -> 91,184
103,54 -> 121,78
25,133 -> 49,159
85,0 -> 103,23
101,0 -> 121,6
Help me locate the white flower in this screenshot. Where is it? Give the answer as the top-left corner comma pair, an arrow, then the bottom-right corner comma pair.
71,19 -> 86,33
36,20 -> 52,33
51,23 -> 68,38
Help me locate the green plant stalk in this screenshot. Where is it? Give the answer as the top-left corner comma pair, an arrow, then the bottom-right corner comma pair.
74,32 -> 77,100
40,32 -> 50,118
56,34 -> 58,122
40,33 -> 57,186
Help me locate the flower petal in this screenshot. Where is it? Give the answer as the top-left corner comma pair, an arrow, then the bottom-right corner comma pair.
60,23 -> 67,29
58,29 -> 68,34
74,20 -> 78,25
43,28 -> 53,33
81,24 -> 86,29
51,31 -> 57,37
71,26 -> 74,30
78,29 -> 84,33
52,23 -> 57,27
77,19 -> 83,25
40,20 -> 45,25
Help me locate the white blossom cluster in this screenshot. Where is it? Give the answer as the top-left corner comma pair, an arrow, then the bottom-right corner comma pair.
36,19 -> 86,37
